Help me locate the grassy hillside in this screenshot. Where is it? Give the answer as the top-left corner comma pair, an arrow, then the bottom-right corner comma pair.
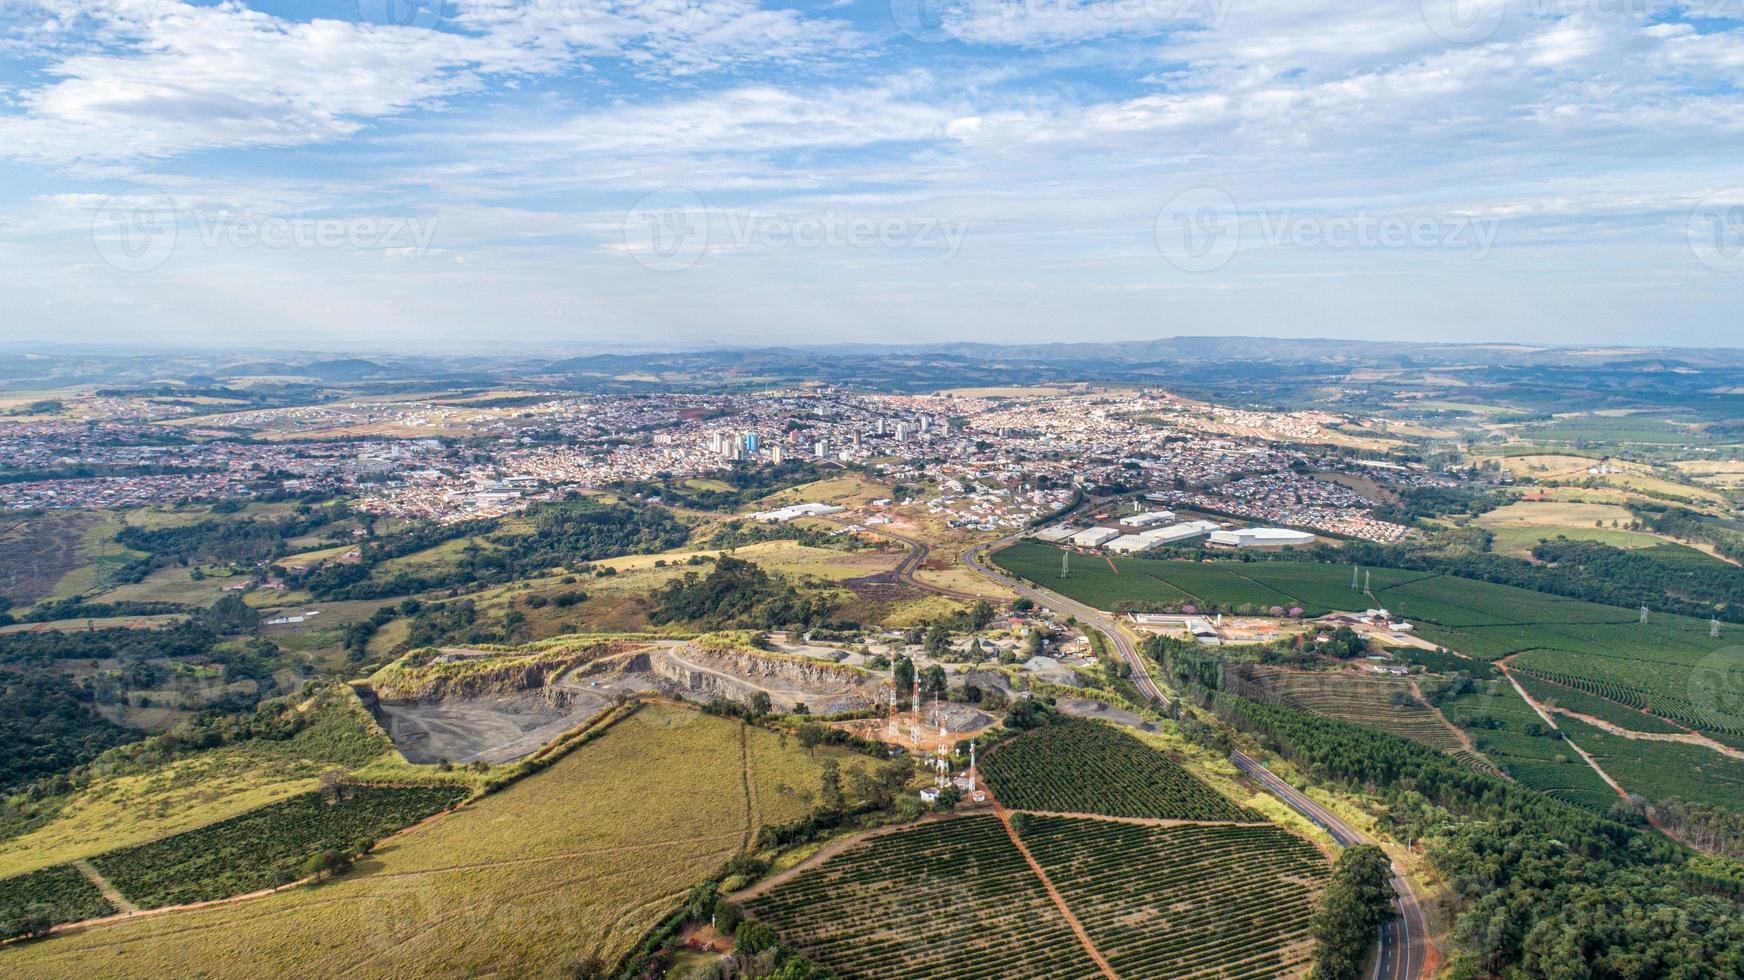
0,704 -> 838,977
0,686 -> 403,878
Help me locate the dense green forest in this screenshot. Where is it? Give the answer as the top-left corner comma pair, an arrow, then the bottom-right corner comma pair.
0,668 -> 134,794
115,506 -> 345,577
301,498 -> 690,599
649,556 -> 837,629
611,460 -> 829,511
1147,634 -> 1744,976
0,621 -> 296,793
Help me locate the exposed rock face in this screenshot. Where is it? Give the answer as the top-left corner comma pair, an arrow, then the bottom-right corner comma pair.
370,648 -> 606,703
650,645 -> 883,713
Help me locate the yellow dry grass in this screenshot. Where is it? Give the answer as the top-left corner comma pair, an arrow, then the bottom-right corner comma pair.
0,747 -> 322,878
1,704 -> 836,978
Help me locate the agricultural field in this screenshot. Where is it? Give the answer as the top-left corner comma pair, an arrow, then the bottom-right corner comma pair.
0,864 -> 114,928
1225,665 -> 1485,768
980,718 -> 1259,821
1556,716 -> 1744,812
1017,816 -> 1327,979
990,540 -> 1426,615
0,510 -> 102,603
1473,500 -> 1663,557
1510,671 -> 1687,735
1504,622 -> 1744,737
744,815 -> 1100,980
83,785 -> 467,909
0,704 -> 839,977
991,541 -> 1630,632
1439,680 -> 1618,810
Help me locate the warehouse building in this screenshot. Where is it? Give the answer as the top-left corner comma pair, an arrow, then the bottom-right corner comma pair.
750,502 -> 846,522
1119,510 -> 1176,527
1207,527 -> 1317,550
1033,525 -> 1078,543
1105,519 -> 1222,553
1070,526 -> 1122,548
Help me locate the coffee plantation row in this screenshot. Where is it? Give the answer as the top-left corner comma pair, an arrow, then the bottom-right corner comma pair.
1017,816 -> 1327,980
1,785 -> 467,928
745,815 -> 1101,979
980,717 -> 1260,822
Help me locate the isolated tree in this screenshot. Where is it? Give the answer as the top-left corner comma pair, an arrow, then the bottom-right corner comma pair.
734,920 -> 778,956
921,664 -> 948,700
796,723 -> 829,756
924,624 -> 952,657
317,768 -> 349,804
303,849 -> 352,882
893,655 -> 915,694
818,759 -> 845,813
749,691 -> 773,718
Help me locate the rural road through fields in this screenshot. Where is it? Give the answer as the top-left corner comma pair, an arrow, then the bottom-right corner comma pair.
963,531 -> 1168,705
826,517 -> 988,602
962,529 -> 1431,979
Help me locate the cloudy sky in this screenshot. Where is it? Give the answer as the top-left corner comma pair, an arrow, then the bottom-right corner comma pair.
1,0 -> 1741,352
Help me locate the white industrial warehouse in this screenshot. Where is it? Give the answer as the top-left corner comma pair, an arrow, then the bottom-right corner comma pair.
1207,527 -> 1317,549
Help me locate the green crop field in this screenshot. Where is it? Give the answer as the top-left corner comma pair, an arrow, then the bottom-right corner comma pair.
1018,815 -> 1327,979
1511,671 -> 1686,734
1224,665 -> 1498,775
995,541 -> 1744,748
86,786 -> 468,909
1439,680 -> 1617,810
0,865 -> 114,930
1557,717 -> 1744,812
981,718 -> 1260,821
745,815 -> 1101,980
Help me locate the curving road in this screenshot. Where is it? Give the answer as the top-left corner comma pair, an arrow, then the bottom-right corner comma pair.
963,531 -> 1168,707
831,518 -> 990,602
962,526 -> 1430,980
1230,749 -> 1429,980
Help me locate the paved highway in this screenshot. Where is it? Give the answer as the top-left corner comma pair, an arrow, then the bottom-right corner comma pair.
961,526 -> 1430,979
1230,749 -> 1429,980
962,531 -> 1169,707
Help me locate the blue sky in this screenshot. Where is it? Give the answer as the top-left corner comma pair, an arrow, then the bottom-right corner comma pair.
1,0 -> 1741,351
